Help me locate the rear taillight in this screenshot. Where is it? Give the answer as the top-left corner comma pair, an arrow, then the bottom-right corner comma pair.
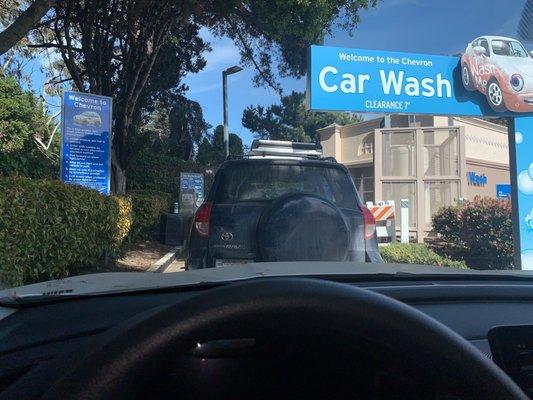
358,205 -> 376,240
194,202 -> 212,237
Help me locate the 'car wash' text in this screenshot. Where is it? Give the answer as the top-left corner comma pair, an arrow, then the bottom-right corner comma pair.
318,66 -> 452,98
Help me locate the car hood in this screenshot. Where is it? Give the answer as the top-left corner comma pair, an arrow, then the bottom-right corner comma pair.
492,55 -> 533,78
2,262 -> 533,300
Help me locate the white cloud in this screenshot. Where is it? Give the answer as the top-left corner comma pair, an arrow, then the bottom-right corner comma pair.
516,131 -> 523,144
526,209 -> 533,230
188,82 -> 221,95
202,39 -> 241,72
522,249 -> 533,270
518,170 -> 533,195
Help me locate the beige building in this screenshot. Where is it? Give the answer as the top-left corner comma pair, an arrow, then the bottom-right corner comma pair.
318,115 -> 510,242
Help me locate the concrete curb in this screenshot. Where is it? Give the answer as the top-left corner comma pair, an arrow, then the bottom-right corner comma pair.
147,246 -> 182,273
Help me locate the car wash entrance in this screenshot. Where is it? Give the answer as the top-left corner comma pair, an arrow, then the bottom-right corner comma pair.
317,115 -> 510,242
308,44 -> 533,268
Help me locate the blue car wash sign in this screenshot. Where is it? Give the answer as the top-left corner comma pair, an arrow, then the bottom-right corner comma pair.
60,91 -> 112,195
308,40 -> 533,269
496,184 -> 511,198
309,45 -> 533,117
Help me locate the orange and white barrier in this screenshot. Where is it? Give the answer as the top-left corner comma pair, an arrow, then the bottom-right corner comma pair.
368,203 -> 395,222
365,200 -> 397,243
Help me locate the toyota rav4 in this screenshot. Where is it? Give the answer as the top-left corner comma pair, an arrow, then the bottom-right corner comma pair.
185,140 -> 382,269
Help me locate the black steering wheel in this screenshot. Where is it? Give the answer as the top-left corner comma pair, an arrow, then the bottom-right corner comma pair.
42,278 -> 527,399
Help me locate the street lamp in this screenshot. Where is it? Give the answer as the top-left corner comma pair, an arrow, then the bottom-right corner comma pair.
222,65 -> 243,157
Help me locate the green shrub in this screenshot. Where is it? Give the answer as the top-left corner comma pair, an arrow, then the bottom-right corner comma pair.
431,197 -> 513,270
380,243 -> 467,268
0,77 -> 59,179
126,191 -> 171,239
113,196 -> 133,246
127,149 -> 205,198
0,177 -> 123,287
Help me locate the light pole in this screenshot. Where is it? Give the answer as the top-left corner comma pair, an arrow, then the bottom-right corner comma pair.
222,65 -> 243,157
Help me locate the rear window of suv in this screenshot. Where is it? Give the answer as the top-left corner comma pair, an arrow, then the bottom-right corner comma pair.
213,163 -> 360,208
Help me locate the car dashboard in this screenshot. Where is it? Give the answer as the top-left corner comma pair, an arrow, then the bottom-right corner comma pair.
1,278 -> 533,399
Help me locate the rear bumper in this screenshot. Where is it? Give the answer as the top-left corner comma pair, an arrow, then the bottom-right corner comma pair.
366,249 -> 383,263
185,231 -> 383,269
187,250 -> 383,270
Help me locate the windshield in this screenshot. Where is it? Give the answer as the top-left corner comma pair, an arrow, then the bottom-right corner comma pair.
492,40 -> 530,57
2,0 -> 533,292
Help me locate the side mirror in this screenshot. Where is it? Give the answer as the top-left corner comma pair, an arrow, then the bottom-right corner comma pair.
530,50 -> 533,58
473,46 -> 487,56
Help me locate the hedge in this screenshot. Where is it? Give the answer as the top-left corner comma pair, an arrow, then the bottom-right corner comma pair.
127,149 -> 206,198
431,197 -> 513,270
380,243 -> 467,269
0,177 -> 123,286
0,177 -> 172,287
126,190 -> 172,239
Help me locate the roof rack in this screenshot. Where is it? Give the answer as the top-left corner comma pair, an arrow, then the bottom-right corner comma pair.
248,139 -> 324,159
226,154 -> 338,163
226,140 -> 337,162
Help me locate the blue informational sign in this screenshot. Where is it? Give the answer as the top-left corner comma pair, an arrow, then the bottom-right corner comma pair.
309,44 -> 533,117
60,91 -> 112,195
513,117 -> 533,269
496,184 -> 511,198
180,172 -> 204,206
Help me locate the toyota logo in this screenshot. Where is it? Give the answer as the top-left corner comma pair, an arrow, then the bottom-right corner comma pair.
221,232 -> 233,241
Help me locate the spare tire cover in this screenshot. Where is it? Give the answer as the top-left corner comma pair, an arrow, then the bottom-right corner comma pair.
257,193 -> 350,262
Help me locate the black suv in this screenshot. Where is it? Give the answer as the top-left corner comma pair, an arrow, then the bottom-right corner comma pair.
185,141 -> 382,269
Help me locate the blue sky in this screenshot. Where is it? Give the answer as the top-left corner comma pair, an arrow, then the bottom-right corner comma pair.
183,0 -> 528,146
25,0 -> 529,146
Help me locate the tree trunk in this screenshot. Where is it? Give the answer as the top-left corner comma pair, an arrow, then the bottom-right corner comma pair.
0,0 -> 57,56
111,149 -> 126,195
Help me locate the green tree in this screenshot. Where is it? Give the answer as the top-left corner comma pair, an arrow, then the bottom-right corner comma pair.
141,95 -> 211,162
197,125 -> 244,166
0,76 -> 58,178
242,91 -> 361,142
0,76 -> 36,152
168,96 -> 211,161
0,0 -> 56,56
3,0 -> 376,193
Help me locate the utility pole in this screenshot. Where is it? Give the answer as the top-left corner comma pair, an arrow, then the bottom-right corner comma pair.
222,65 -> 243,157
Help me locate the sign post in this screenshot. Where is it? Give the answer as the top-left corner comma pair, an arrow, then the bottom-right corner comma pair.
60,91 -> 112,195
400,199 -> 410,244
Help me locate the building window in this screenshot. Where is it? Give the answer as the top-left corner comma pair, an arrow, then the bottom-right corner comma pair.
350,167 -> 374,204
408,115 -> 434,127
424,181 -> 459,226
423,129 -> 459,177
382,181 -> 417,228
382,131 -> 416,177
358,134 -> 374,156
